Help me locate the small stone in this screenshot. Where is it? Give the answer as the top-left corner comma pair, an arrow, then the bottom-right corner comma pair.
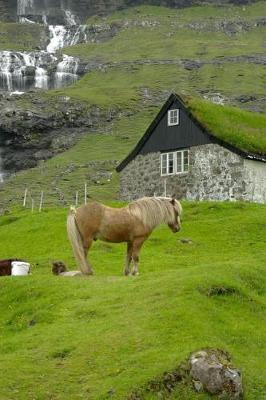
193,380 -> 203,392
178,238 -> 193,244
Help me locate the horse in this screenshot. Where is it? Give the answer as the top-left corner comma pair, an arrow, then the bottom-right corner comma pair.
67,196 -> 182,276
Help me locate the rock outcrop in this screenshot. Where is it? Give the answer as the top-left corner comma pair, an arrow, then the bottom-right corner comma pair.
0,93 -> 118,173
128,348 -> 243,399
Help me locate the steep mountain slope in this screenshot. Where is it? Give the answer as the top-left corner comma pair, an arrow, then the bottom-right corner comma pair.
0,2 -> 265,208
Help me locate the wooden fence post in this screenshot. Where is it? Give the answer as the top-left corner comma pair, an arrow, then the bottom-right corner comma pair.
23,188 -> 28,207
39,191 -> 44,212
84,183 -> 87,205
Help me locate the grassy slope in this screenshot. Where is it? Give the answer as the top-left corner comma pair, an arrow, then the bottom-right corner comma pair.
1,2 -> 266,207
0,4 -> 266,400
0,22 -> 46,51
0,202 -> 265,399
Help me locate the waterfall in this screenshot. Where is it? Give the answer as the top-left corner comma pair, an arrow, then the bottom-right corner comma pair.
0,51 -> 60,92
55,54 -> 79,88
0,51 -> 28,91
47,25 -> 88,53
47,25 -> 67,53
17,0 -> 34,16
18,16 -> 36,24
64,10 -> 78,26
35,67 -> 48,89
0,1 -> 87,93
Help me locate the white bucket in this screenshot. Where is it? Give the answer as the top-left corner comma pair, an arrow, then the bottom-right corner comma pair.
11,261 -> 30,276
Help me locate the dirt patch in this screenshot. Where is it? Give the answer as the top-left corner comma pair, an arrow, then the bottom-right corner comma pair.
51,348 -> 73,359
198,285 -> 240,297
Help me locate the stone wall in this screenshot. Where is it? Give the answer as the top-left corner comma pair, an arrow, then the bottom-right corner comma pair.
243,159 -> 266,203
119,143 -> 266,203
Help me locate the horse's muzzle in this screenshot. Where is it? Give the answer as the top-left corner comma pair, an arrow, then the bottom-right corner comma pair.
169,225 -> 180,233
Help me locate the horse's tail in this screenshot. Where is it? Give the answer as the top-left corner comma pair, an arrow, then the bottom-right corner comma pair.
67,207 -> 91,275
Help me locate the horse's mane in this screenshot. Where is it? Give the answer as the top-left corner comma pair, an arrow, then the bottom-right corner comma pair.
128,197 -> 182,230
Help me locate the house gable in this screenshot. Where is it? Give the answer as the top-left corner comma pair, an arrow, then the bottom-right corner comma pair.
139,97 -> 211,155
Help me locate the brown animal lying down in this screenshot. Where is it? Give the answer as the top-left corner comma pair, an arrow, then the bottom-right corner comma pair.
52,261 -> 82,277
0,259 -> 23,276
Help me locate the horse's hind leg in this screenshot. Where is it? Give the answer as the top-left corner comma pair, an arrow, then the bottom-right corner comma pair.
83,238 -> 94,275
131,237 -> 145,276
124,242 -> 133,276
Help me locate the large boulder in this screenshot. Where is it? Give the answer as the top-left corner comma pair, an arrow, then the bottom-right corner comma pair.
190,349 -> 243,399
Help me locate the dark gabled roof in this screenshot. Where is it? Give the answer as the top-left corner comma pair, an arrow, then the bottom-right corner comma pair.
116,93 -> 266,172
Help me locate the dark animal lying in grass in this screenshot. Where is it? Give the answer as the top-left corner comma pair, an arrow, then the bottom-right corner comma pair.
0,259 -> 22,276
52,261 -> 82,277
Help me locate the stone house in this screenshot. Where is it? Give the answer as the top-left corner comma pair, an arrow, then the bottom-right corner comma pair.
116,93 -> 266,203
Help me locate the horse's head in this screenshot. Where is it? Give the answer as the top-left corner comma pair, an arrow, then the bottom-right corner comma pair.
168,196 -> 182,233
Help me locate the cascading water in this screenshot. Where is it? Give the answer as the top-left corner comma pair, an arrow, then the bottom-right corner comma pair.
47,25 -> 67,53
0,50 -> 58,92
0,0 -> 89,93
17,0 -> 34,16
55,54 -> 79,88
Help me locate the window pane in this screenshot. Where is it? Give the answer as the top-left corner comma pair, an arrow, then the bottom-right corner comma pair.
168,153 -> 174,174
161,154 -> 167,175
183,150 -> 189,172
176,152 -> 182,172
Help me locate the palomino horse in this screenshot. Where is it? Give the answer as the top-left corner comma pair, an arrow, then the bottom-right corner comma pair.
67,196 -> 182,276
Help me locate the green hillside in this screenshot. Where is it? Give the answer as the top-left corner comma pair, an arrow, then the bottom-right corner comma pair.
0,3 -> 266,399
0,201 -> 266,399
0,22 -> 47,51
1,2 -> 266,208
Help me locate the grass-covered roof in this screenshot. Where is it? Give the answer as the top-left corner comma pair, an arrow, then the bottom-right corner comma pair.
186,96 -> 266,157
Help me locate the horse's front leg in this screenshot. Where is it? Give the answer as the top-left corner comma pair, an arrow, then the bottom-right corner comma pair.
131,237 -> 146,276
124,242 -> 133,276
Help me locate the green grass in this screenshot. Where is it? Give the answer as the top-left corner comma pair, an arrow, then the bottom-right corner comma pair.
95,2 -> 266,23
187,97 -> 266,155
67,2 -> 266,63
0,201 -> 265,399
0,4 -> 266,398
0,22 -> 46,51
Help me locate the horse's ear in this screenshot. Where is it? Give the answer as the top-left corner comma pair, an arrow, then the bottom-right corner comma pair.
170,194 -> 176,205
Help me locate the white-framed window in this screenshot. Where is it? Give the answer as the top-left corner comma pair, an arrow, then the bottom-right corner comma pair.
168,109 -> 179,126
161,152 -> 175,175
160,149 -> 189,176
